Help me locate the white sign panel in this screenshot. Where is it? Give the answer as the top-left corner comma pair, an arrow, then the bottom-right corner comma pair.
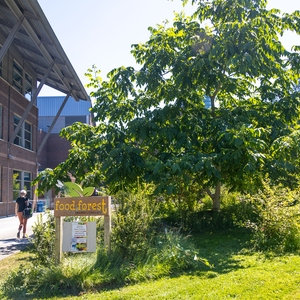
71,222 -> 87,252
62,221 -> 96,252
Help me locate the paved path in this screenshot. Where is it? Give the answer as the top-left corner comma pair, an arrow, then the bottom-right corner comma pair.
0,212 -> 44,260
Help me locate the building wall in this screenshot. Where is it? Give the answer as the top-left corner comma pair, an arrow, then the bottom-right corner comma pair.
0,3 -> 90,216
0,78 -> 38,216
39,116 -> 66,134
44,134 -> 70,170
37,130 -> 48,168
37,96 -> 92,171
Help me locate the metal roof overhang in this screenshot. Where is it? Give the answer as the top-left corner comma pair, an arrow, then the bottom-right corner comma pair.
0,0 -> 89,101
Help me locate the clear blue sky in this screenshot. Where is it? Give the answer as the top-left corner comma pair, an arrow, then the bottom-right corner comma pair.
38,0 -> 299,97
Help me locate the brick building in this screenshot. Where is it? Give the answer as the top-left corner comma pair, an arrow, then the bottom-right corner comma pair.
37,96 -> 93,170
0,0 -> 90,216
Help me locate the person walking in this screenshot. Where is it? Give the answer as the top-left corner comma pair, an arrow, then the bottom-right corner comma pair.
15,190 -> 31,238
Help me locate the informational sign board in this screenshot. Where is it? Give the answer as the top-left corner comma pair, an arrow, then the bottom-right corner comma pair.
62,221 -> 96,252
54,196 -> 111,264
54,196 -> 110,217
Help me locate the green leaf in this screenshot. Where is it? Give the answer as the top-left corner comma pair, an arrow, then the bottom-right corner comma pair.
64,182 -> 83,197
83,187 -> 95,197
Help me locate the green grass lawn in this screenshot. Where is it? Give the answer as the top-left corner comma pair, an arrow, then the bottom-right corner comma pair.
1,230 -> 300,299
0,247 -> 33,282
83,258 -> 300,300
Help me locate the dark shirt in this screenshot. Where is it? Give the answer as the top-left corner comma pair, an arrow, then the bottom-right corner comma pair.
16,196 -> 29,212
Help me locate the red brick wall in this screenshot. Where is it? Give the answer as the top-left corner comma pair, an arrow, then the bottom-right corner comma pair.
46,134 -> 71,169
0,78 -> 38,216
37,129 -> 48,169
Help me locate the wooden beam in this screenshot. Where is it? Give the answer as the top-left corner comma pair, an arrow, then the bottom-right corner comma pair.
55,216 -> 62,265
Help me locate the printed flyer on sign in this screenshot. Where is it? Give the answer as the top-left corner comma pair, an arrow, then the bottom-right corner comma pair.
70,222 -> 87,252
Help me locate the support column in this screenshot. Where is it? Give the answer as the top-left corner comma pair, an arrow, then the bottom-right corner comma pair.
104,196 -> 111,253
8,63 -> 53,149
55,216 -> 62,265
37,91 -> 72,156
0,18 -> 24,63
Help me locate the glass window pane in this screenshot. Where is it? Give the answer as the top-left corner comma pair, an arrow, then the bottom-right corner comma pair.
24,172 -> 31,181
13,115 -> 22,146
13,171 -> 32,200
13,62 -> 23,93
24,172 -> 32,199
13,61 -> 22,74
25,122 -> 31,131
13,170 -> 21,200
0,105 -> 2,139
25,73 -> 32,83
24,122 -> 32,150
14,115 -> 20,125
25,141 -> 30,149
25,131 -> 30,140
14,136 -> 20,145
25,73 -> 32,100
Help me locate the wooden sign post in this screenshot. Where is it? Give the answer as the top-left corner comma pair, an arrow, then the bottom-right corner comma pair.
54,196 -> 111,265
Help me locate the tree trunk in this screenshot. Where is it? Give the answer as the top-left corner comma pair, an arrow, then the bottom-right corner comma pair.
212,181 -> 221,211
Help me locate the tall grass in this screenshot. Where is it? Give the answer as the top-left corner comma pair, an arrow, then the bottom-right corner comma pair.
1,184 -> 300,298
0,186 -> 209,299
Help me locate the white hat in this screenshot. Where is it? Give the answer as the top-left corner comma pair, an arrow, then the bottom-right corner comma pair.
20,190 -> 27,195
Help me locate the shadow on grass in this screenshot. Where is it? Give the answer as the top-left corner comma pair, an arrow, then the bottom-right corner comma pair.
89,228 -> 254,294
1,229 -> 255,299
189,228 -> 253,275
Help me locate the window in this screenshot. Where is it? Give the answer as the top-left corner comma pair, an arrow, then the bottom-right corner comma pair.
14,115 -> 32,150
25,73 -> 32,100
0,167 -> 1,202
0,105 -> 2,139
13,61 -> 22,93
0,45 -> 2,77
12,60 -> 32,100
13,170 -> 32,200
24,121 -> 32,149
13,115 -> 22,146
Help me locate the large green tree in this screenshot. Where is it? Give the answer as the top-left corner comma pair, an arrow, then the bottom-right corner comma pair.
34,0 -> 300,211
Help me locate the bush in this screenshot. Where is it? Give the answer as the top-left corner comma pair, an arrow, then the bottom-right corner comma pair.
247,185 -> 300,252
112,187 -> 160,260
30,210 -> 56,265
1,221 -> 209,298
1,254 -> 97,298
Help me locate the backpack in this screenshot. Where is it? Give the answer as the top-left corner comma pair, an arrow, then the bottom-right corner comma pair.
23,201 -> 33,219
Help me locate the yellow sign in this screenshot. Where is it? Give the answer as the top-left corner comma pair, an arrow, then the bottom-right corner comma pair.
54,196 -> 110,217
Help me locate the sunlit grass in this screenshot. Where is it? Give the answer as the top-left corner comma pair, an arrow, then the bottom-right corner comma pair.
56,253 -> 300,300
0,247 -> 34,282
1,230 -> 300,299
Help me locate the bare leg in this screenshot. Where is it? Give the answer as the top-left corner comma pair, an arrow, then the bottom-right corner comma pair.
22,218 -> 28,237
17,212 -> 23,238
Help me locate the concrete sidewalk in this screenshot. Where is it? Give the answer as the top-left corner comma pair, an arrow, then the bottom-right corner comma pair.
0,212 -> 43,260
0,237 -> 33,260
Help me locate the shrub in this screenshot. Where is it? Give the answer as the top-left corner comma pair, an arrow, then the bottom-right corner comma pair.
1,187 -> 211,297
112,187 -> 160,260
30,210 -> 56,265
1,254 -> 97,298
247,185 -> 300,252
